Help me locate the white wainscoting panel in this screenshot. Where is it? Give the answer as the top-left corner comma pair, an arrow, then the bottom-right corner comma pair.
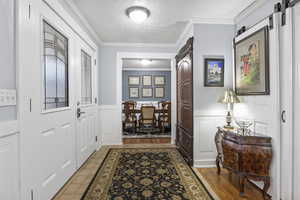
99,105 -> 122,145
0,121 -> 19,200
0,120 -> 19,138
194,112 -> 225,168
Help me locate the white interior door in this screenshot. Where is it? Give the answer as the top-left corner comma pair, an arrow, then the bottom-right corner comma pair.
293,2 -> 300,199
75,37 -> 97,167
19,2 -> 77,199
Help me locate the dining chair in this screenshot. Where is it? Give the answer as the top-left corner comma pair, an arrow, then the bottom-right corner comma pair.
122,101 -> 137,134
159,101 -> 171,133
139,106 -> 157,130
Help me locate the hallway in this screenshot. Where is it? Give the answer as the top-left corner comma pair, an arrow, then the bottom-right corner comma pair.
1,0 -> 300,199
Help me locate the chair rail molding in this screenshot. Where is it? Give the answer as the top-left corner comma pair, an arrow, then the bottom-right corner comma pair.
0,120 -> 19,138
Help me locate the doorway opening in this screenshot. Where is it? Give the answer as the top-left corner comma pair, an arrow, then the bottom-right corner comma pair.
116,53 -> 176,144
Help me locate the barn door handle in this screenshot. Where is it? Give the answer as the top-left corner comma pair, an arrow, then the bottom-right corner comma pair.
77,108 -> 85,118
281,110 -> 286,123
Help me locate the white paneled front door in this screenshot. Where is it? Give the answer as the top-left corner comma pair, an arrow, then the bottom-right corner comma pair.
75,37 -> 97,167
19,2 -> 77,200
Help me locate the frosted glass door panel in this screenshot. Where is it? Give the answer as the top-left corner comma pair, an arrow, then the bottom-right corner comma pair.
43,21 -> 69,110
81,51 -> 92,105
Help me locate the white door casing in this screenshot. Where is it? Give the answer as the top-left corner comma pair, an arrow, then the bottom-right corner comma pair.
116,52 -> 177,144
75,36 -> 97,168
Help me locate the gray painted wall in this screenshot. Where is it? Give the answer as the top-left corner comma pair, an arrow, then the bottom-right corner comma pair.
98,45 -> 175,105
122,70 -> 171,101
193,24 -> 235,113
0,0 -> 16,121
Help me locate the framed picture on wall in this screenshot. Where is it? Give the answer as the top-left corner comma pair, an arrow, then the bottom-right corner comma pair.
154,76 -> 165,86
142,88 -> 153,98
204,58 -> 224,87
128,76 -> 140,85
234,26 -> 270,95
142,75 -> 152,86
129,87 -> 139,98
155,87 -> 165,98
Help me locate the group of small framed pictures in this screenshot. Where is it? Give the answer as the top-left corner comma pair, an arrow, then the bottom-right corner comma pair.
128,75 -> 165,98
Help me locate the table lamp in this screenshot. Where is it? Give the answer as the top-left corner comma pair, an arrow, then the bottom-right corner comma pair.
218,88 -> 240,129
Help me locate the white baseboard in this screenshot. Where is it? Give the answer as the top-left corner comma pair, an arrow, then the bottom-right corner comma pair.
194,159 -> 216,168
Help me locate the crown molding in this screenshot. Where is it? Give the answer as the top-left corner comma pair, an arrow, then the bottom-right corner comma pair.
61,0 -> 103,45
100,42 -> 177,48
234,0 -> 269,25
123,67 -> 171,71
191,18 -> 235,25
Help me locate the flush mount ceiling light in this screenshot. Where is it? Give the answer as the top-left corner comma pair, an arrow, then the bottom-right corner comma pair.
126,6 -> 150,24
140,59 -> 152,65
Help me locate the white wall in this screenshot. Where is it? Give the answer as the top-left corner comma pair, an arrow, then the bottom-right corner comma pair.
0,0 -> 16,121
176,23 -> 194,52
235,0 -> 278,30
192,23 -> 235,166
98,45 -> 176,105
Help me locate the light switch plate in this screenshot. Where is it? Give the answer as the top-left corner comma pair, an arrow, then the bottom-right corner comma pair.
0,89 -> 17,107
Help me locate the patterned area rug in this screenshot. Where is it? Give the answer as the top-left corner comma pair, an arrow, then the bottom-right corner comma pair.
81,148 -> 214,200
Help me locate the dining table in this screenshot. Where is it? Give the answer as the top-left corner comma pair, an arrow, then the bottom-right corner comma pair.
122,108 -> 165,114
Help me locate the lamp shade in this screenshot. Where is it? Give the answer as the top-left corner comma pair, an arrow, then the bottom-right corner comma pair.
218,88 -> 240,104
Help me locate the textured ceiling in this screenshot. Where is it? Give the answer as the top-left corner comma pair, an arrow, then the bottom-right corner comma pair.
123,59 -> 171,69
72,0 -> 256,44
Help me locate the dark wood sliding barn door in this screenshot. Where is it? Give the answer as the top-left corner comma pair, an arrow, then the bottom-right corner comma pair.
175,37 -> 194,166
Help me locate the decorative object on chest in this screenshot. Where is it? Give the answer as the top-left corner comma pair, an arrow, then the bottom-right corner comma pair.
215,127 -> 272,200
218,88 -> 241,129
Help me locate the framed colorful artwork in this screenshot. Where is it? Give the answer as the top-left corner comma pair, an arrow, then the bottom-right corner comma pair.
234,26 -> 270,95
128,76 -> 140,86
155,87 -> 165,98
204,58 -> 224,87
129,87 -> 139,98
154,76 -> 165,86
142,75 -> 152,86
142,88 -> 153,98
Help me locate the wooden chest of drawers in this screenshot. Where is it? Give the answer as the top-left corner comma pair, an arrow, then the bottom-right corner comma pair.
215,128 -> 272,200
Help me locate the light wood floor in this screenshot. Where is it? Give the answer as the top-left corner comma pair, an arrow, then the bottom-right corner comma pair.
123,137 -> 171,144
197,168 -> 266,200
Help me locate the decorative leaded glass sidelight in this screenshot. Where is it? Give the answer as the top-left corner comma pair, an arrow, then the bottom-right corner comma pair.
43,21 -> 69,110
81,50 -> 92,105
